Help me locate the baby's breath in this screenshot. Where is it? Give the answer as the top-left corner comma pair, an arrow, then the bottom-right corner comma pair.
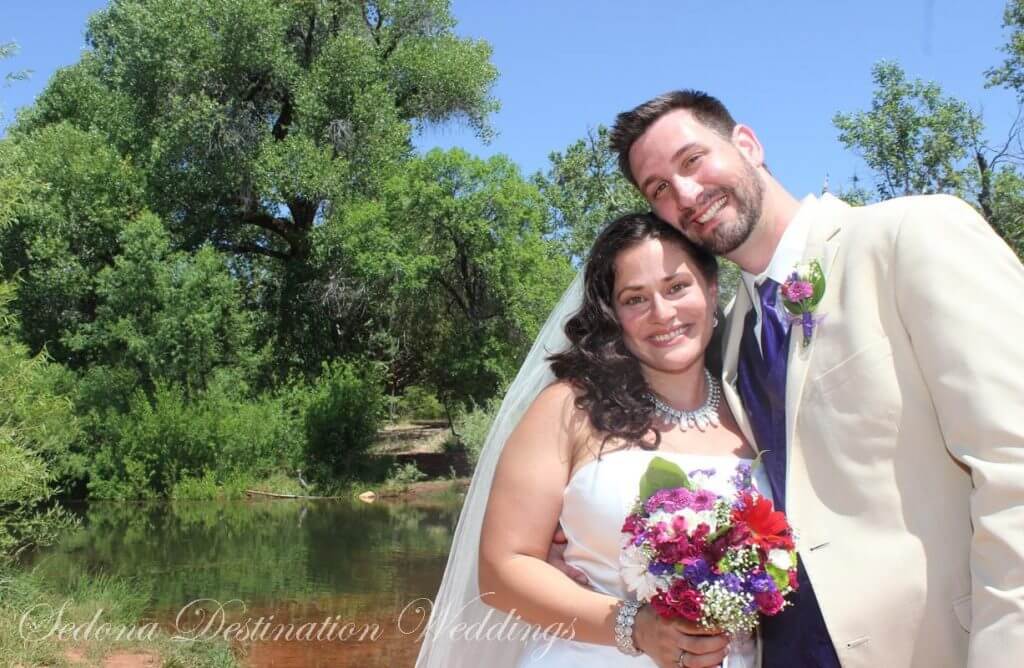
698,581 -> 758,634
717,546 -> 760,574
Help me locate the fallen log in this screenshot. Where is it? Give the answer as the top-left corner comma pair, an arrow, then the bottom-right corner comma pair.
244,489 -> 347,500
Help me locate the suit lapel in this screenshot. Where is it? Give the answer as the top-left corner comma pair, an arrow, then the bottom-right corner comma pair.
722,282 -> 757,450
783,199 -> 846,452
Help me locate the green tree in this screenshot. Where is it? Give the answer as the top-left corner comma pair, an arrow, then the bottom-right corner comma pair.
833,61 -> 984,200
21,0 -> 497,261
0,283 -> 80,556
533,125 -> 647,260
0,123 -> 147,363
0,45 -> 78,555
834,60 -> 1024,255
64,213 -> 265,396
13,0 -> 500,376
333,149 -> 573,405
987,0 -> 1024,97
302,358 -> 386,480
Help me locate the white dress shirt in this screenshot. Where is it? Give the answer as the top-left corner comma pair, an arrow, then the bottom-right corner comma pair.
740,193 -> 833,348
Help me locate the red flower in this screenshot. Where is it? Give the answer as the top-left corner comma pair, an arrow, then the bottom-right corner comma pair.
754,590 -> 785,615
674,588 -> 704,621
651,582 -> 705,622
621,514 -> 645,536
668,581 -> 704,621
731,491 -> 795,552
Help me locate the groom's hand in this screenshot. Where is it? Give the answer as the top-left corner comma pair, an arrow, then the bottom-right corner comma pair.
546,525 -> 589,586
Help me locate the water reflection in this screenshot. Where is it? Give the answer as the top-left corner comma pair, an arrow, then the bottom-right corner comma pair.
32,491 -> 464,667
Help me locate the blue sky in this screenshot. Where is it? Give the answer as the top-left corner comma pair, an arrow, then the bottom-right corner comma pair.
2,0 -> 1020,197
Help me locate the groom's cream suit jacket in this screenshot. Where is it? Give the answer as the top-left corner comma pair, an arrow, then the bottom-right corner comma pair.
720,194 -> 1024,667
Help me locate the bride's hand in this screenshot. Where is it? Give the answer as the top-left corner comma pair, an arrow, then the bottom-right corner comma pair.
631,604 -> 730,668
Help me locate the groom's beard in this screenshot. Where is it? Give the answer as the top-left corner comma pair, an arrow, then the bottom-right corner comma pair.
685,161 -> 764,256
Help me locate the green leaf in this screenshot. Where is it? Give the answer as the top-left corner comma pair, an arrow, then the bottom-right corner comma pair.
638,456 -> 693,503
808,260 -> 826,306
766,563 -> 791,592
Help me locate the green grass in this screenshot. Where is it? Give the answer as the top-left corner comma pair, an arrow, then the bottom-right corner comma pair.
0,562 -> 240,667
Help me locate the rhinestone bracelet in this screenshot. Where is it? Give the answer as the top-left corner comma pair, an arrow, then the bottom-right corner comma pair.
614,599 -> 644,656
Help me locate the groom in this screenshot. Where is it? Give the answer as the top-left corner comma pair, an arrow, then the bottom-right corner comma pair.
555,90 -> 1024,667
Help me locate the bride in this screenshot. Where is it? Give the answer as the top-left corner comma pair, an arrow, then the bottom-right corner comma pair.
415,213 -> 766,668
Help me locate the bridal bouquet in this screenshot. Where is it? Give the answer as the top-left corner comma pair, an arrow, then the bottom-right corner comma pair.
619,457 -> 799,634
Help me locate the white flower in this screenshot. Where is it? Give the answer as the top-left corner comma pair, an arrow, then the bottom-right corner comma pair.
768,548 -> 792,570
680,508 -> 718,535
620,544 -> 660,601
648,510 -> 677,533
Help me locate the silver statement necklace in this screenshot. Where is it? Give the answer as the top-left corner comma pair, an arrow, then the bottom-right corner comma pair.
647,369 -> 721,432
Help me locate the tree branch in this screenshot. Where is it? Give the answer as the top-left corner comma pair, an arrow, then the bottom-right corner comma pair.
976,150 -> 994,222
436,273 -> 470,319
302,11 -> 317,68
272,92 -> 293,141
214,240 -> 290,261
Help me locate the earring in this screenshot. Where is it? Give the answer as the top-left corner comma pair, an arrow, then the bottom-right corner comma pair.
713,315 -> 719,328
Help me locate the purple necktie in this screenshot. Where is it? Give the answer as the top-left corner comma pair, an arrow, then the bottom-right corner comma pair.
758,278 -> 790,370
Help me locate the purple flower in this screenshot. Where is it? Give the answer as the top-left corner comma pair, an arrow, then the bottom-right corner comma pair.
648,561 -> 675,575
729,462 -> 753,490
748,571 -> 777,594
717,573 -> 743,593
645,488 -> 696,513
683,558 -> 712,585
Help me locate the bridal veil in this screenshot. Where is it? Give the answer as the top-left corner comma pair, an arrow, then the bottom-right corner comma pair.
413,273 -> 583,667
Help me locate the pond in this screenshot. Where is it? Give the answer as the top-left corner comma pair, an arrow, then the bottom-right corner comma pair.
29,489 -> 464,667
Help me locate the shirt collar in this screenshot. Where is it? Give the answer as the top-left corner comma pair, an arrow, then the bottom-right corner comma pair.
741,193 -> 821,303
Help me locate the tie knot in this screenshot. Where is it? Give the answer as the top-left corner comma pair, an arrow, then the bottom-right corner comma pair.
757,278 -> 779,308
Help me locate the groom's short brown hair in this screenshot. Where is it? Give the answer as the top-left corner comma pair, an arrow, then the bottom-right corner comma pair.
609,90 -> 737,187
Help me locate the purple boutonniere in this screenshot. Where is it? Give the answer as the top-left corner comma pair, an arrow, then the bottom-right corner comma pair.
780,260 -> 826,347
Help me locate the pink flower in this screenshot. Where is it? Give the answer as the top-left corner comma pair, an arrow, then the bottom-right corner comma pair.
754,590 -> 785,615
621,514 -> 645,536
781,280 -> 813,302
691,489 -> 717,510
669,582 -> 705,621
645,488 -> 696,513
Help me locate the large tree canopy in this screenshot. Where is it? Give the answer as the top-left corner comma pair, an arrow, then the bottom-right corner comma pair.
17,0 -> 498,265
5,0 -> 505,376
327,149 -> 573,403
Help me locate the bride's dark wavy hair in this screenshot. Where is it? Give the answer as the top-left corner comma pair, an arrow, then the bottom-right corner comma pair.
548,212 -> 722,450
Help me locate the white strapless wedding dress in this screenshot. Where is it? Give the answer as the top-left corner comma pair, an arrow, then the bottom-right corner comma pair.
515,449 -> 766,668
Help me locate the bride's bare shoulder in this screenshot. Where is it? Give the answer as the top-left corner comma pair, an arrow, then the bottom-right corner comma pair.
527,380 -> 602,452
529,380 -> 584,419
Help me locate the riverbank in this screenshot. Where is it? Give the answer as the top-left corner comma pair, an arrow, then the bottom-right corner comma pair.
1,563 -> 239,668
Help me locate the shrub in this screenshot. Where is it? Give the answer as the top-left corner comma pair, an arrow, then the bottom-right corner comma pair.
303,359 -> 386,480
452,397 -> 502,469
0,280 -> 80,558
397,385 -> 445,421
384,461 -> 427,492
86,375 -> 304,500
